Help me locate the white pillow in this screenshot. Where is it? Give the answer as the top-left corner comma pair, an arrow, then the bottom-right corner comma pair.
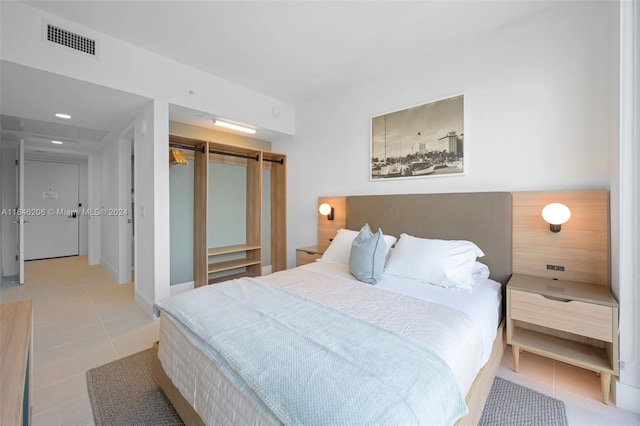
319,228 -> 397,265
471,261 -> 491,285
384,233 -> 485,291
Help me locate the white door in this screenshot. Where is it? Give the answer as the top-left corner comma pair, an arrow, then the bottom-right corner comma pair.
24,160 -> 79,260
16,139 -> 25,283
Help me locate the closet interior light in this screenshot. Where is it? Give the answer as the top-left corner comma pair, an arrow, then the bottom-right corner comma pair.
213,120 -> 256,134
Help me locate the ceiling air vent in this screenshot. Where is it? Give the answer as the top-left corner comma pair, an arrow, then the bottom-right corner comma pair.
44,23 -> 97,57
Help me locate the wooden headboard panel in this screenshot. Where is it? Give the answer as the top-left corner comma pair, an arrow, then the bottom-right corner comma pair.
341,192 -> 513,286
512,190 -> 609,285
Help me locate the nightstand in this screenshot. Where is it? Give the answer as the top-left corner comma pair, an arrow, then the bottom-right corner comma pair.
506,273 -> 619,404
295,244 -> 327,267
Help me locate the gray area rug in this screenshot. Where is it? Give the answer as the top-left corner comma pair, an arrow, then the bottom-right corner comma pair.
479,376 -> 568,426
87,349 -> 567,426
86,348 -> 183,425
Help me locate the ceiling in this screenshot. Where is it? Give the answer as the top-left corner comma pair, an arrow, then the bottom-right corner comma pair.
24,0 -> 555,105
2,1 -> 555,154
0,60 -> 150,154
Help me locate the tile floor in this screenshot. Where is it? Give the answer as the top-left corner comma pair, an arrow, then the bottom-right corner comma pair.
497,349 -> 640,425
1,255 -> 638,425
0,256 -> 158,425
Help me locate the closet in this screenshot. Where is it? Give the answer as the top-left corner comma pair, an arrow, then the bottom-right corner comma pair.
169,135 -> 286,287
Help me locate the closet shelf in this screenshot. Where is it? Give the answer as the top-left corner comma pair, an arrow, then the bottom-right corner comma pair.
208,258 -> 261,274
208,244 -> 261,256
208,272 -> 252,285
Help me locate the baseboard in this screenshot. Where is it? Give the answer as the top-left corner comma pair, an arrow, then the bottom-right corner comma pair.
170,281 -> 194,296
100,258 -> 118,283
615,380 -> 640,414
262,265 -> 272,275
135,289 -> 155,319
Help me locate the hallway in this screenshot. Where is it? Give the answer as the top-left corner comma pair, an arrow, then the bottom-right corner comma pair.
0,256 -> 158,425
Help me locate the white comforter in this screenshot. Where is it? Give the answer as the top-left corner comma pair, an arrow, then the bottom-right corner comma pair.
158,263 -> 502,425
298,261 -> 502,367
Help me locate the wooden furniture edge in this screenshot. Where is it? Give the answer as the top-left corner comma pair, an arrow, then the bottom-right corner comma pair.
1,300 -> 33,426
151,342 -> 205,426
456,319 -> 506,426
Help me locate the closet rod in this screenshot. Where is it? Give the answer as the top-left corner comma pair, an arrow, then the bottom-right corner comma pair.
209,149 -> 259,162
265,158 -> 285,165
209,150 -> 285,165
169,143 -> 205,153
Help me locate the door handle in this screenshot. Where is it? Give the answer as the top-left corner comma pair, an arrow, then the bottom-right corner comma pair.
13,219 -> 30,224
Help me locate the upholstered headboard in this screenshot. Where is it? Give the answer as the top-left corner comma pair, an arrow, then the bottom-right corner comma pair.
344,192 -> 513,286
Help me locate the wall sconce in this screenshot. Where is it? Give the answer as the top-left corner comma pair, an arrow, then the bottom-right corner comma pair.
319,203 -> 334,220
542,203 -> 571,233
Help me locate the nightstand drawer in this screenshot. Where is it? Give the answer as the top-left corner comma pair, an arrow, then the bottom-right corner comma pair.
510,289 -> 613,342
296,251 -> 321,266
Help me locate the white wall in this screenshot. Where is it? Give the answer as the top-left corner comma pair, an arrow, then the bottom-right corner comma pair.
274,0 -> 617,264
0,144 -> 3,277
0,143 -> 17,277
88,152 -> 101,266
78,159 -> 89,255
99,132 -> 120,279
611,0 -> 640,413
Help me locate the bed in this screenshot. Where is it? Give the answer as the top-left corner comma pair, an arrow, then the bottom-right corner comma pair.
152,192 -> 512,426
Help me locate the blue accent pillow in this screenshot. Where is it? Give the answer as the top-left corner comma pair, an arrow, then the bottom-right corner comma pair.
349,223 -> 387,284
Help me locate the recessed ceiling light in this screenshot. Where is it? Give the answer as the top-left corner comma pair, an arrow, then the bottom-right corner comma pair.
55,113 -> 71,119
51,140 -> 63,144
213,120 -> 256,134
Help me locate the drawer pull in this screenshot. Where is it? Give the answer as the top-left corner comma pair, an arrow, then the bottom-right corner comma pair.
303,251 -> 315,255
542,295 -> 570,302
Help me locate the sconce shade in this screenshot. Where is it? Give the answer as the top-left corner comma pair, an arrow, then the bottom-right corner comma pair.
542,203 -> 571,232
319,203 -> 332,215
319,203 -> 334,220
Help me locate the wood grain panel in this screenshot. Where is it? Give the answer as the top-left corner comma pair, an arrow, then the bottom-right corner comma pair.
265,152 -> 287,272
246,151 -> 262,277
317,196 -> 347,245
512,190 -> 609,285
510,290 -> 613,342
296,251 -> 322,266
1,300 -> 33,426
193,141 -> 209,287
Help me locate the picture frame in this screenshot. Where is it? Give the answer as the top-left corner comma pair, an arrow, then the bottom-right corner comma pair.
370,94 -> 464,180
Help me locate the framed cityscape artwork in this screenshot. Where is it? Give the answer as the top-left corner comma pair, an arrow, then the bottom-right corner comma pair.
371,94 -> 464,180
